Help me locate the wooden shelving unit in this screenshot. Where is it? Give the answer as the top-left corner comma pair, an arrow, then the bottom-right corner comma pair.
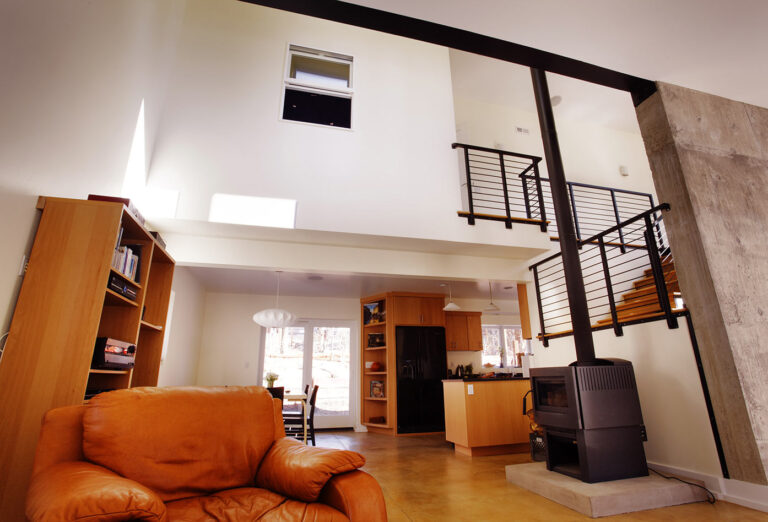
360,292 -> 450,435
0,197 -> 175,518
361,294 -> 392,431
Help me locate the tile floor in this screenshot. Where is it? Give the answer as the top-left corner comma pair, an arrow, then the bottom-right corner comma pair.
316,430 -> 768,521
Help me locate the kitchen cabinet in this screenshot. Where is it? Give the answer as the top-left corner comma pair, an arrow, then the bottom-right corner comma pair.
443,379 -> 531,456
392,296 -> 444,326
445,311 -> 483,351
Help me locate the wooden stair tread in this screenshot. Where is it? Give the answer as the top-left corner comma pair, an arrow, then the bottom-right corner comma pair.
614,294 -> 674,313
539,307 -> 689,338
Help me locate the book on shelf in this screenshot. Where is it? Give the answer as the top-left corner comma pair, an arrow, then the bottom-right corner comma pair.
111,243 -> 142,283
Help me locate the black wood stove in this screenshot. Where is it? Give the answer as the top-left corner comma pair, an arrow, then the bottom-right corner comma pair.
530,359 -> 648,483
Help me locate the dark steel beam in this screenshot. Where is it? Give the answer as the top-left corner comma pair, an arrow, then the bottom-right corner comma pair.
531,68 -> 596,363
238,0 -> 657,106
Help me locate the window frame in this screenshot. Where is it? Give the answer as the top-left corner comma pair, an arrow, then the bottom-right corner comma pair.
481,324 -> 524,368
280,44 -> 355,130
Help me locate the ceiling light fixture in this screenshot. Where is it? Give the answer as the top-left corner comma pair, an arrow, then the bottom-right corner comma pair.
484,281 -> 500,312
441,283 -> 461,311
252,271 -> 297,328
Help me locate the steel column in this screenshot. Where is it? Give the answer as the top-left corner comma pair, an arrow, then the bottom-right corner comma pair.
531,68 -> 595,362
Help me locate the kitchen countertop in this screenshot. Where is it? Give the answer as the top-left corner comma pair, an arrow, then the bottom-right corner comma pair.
443,375 -> 529,382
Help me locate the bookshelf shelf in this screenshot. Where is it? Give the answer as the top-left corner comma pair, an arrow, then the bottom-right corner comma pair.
364,346 -> 387,351
140,320 -> 163,331
105,288 -> 139,307
109,268 -> 141,288
364,397 -> 388,401
89,369 -> 130,375
363,321 -> 386,328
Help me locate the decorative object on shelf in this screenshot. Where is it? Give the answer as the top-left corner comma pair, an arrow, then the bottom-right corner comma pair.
149,230 -> 166,249
252,271 -> 297,328
484,281 -> 500,312
370,361 -> 383,371
363,301 -> 385,325
367,332 -> 385,347
441,282 -> 461,311
265,371 -> 279,388
87,194 -> 146,226
370,380 -> 385,398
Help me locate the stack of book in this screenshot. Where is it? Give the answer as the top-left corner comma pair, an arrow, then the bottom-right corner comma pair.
112,245 -> 141,282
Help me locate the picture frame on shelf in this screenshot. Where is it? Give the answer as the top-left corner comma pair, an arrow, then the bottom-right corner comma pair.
370,380 -> 385,398
363,301 -> 386,325
367,332 -> 385,347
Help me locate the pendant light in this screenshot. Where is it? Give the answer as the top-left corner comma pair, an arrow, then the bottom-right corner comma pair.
252,271 -> 297,328
484,281 -> 500,312
442,283 -> 461,311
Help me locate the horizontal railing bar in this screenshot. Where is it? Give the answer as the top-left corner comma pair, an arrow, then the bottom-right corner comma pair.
453,142 -> 543,162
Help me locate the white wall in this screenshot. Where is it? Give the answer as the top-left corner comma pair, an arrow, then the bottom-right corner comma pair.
157,267 -> 205,386
148,1 -> 533,247
0,0 -> 185,333
196,293 -> 359,386
530,318 -> 723,477
453,96 -> 657,196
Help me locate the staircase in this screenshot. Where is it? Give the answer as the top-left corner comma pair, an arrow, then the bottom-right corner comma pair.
529,204 -> 688,345
595,257 -> 685,326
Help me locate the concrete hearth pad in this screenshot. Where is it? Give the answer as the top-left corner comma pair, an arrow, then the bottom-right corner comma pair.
505,462 -> 709,518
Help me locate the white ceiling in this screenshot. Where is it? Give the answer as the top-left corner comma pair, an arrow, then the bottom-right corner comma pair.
351,0 -> 768,110
185,266 -> 519,300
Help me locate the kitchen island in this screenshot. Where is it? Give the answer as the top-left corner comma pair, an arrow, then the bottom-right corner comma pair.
443,377 -> 531,456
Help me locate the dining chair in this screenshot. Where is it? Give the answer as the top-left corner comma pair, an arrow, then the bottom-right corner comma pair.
266,386 -> 284,402
284,385 -> 319,446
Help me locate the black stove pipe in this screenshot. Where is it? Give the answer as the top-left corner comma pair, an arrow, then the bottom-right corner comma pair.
531,68 -> 596,363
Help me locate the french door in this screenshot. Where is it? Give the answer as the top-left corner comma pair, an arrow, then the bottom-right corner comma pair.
258,320 -> 358,429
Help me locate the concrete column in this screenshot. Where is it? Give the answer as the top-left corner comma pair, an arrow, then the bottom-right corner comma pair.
636,82 -> 768,484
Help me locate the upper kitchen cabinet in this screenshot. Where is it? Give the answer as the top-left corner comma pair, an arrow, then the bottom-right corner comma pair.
392,295 -> 445,326
445,311 -> 483,351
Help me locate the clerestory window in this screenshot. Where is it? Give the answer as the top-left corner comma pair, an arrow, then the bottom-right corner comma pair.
282,45 -> 353,129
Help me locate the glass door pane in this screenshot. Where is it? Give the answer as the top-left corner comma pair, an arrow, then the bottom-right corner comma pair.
311,327 -> 351,419
263,326 -> 305,395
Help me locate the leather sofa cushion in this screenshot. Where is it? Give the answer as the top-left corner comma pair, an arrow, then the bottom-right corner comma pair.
26,461 -> 166,521
165,488 -> 348,521
256,438 -> 365,502
83,386 -> 275,501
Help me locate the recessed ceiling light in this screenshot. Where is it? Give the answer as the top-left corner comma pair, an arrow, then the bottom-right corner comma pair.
551,95 -> 562,107
308,275 -> 323,281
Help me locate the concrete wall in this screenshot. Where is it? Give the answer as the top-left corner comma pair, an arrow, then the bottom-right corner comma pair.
157,267 -> 205,386
637,82 -> 768,484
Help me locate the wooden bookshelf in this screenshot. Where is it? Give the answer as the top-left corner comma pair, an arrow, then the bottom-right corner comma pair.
0,197 -> 175,519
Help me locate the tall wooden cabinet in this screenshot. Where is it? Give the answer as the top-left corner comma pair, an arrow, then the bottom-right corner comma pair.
0,197 -> 175,520
360,292 -> 446,435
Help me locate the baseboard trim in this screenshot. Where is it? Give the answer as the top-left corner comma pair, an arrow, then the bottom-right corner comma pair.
647,461 -> 768,513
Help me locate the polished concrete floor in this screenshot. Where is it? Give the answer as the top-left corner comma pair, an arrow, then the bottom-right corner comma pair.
316,430 -> 768,521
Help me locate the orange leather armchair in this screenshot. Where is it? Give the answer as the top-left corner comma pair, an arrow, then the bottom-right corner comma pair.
26,386 -> 387,521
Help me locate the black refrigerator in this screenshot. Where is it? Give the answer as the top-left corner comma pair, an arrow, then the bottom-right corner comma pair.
396,326 -> 448,434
